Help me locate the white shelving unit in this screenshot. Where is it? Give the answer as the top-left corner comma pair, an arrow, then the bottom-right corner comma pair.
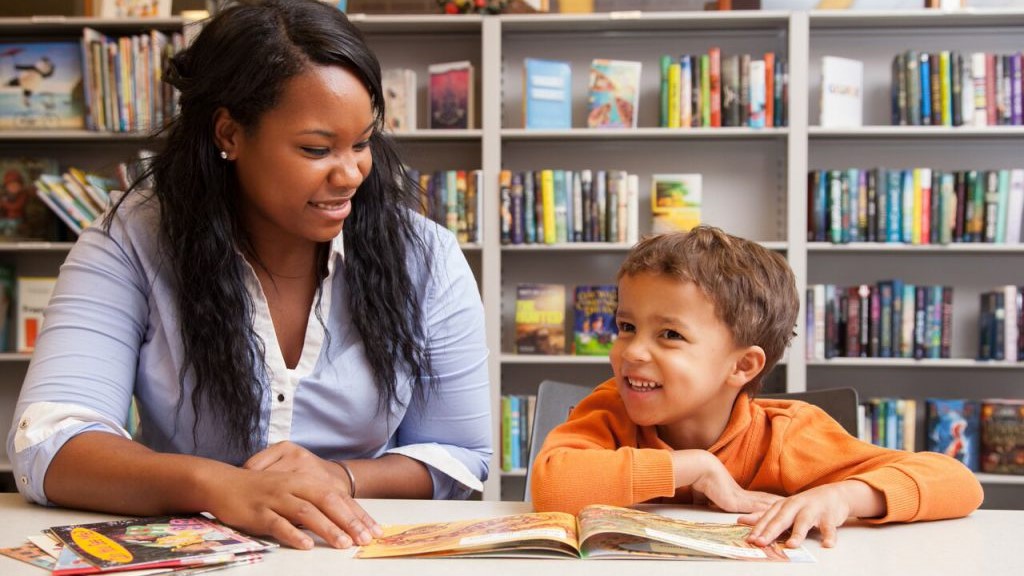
0,10 -> 1021,504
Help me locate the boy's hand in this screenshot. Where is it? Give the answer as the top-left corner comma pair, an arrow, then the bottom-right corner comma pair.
672,450 -> 782,514
738,480 -> 885,548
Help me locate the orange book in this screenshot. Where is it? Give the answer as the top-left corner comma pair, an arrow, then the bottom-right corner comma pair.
764,52 -> 775,127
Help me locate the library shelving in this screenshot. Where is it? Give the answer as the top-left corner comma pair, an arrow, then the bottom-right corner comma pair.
0,9 -> 1022,506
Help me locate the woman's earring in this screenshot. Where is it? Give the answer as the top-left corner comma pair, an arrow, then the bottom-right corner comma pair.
219,150 -> 228,160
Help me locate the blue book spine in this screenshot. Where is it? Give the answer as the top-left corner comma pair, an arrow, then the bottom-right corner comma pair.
919,54 -> 932,125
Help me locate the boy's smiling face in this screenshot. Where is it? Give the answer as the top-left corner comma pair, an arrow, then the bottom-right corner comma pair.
611,272 -> 757,449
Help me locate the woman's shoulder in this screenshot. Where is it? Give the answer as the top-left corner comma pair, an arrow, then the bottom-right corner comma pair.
78,189 -> 161,255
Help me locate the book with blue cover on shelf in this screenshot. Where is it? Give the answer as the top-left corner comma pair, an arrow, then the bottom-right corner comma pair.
573,285 -> 617,357
0,41 -> 85,130
926,399 -> 980,472
524,58 -> 571,129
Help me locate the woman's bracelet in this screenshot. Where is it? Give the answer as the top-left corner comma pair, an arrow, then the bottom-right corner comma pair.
335,460 -> 357,498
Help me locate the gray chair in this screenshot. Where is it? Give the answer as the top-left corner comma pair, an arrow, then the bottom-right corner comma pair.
760,387 -> 860,437
523,380 -> 593,502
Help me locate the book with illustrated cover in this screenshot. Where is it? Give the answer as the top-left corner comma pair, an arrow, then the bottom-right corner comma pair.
573,285 -> 618,356
524,58 -> 572,129
356,504 -> 813,562
382,68 -> 416,132
0,157 -> 61,241
93,0 -> 172,17
651,173 -> 702,234
515,283 -> 565,355
819,56 -> 863,127
0,42 -> 85,129
925,398 -> 980,471
428,60 -> 474,129
587,59 -> 641,129
16,276 -> 56,353
45,515 -> 275,574
980,400 -> 1024,475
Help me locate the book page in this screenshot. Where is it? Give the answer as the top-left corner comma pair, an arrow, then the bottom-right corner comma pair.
356,511 -> 580,559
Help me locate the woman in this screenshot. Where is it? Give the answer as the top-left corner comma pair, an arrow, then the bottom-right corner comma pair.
7,0 -> 490,550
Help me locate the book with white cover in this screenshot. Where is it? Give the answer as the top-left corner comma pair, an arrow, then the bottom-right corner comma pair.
819,56 -> 863,127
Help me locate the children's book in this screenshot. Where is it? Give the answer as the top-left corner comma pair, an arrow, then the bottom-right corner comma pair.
515,283 -> 565,355
980,400 -> 1024,475
819,56 -> 863,128
925,398 -> 980,471
356,504 -> 814,561
45,515 -> 275,574
587,59 -> 641,129
573,285 -> 617,356
651,173 -> 702,233
0,157 -> 60,241
523,58 -> 572,129
0,41 -> 85,129
428,60 -> 474,129
382,67 -> 417,132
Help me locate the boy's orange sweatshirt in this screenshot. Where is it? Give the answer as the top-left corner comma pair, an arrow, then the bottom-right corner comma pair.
531,379 -> 983,521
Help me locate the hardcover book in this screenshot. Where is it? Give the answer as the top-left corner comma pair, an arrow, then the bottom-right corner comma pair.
587,59 -> 641,129
650,173 -> 702,234
428,60 -> 474,129
0,157 -> 60,241
925,398 -> 980,471
980,400 -> 1024,475
356,504 -> 813,561
0,42 -> 85,129
573,285 -> 618,356
819,56 -> 863,128
382,68 -> 417,132
524,58 -> 572,129
515,283 -> 565,355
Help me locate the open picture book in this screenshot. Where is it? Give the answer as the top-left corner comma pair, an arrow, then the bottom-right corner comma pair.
356,504 -> 814,562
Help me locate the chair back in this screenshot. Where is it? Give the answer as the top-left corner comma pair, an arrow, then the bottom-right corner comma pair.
760,387 -> 860,437
523,380 -> 593,502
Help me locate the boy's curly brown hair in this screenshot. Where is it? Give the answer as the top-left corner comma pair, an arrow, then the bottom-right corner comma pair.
617,226 -> 799,395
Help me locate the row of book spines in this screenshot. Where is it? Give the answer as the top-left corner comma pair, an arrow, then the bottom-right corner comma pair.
498,169 -> 639,246
407,169 -> 480,244
858,398 -> 917,452
80,27 -> 185,133
891,50 -> 1024,127
807,168 -> 1024,245
659,50 -> 789,129
977,286 -> 1024,362
805,282 -> 953,360
33,168 -> 114,236
500,394 -> 536,472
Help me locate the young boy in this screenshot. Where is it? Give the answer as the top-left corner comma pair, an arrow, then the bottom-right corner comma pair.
530,226 -> 983,548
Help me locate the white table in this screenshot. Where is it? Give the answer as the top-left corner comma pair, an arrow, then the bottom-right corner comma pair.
0,493 -> 1020,575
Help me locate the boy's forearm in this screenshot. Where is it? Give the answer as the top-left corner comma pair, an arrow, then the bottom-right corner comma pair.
670,449 -> 715,488
838,479 -> 886,519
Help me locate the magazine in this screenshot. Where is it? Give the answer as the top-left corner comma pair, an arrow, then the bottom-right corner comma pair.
356,504 -> 814,562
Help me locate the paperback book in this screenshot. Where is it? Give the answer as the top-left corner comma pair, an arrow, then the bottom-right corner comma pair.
819,56 -> 863,128
573,285 -> 618,356
925,398 -> 980,471
0,41 -> 85,129
515,283 -> 565,355
524,58 -> 572,129
651,173 -> 702,233
587,59 -> 641,129
382,67 -> 417,132
356,504 -> 814,561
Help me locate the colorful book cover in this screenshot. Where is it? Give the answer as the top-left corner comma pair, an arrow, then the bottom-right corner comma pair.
515,283 -> 565,355
0,157 -> 60,241
0,42 -> 85,129
47,515 -> 274,573
428,60 -> 473,129
587,59 -> 641,129
524,58 -> 571,129
980,400 -> 1024,474
651,173 -> 702,234
925,398 -> 980,471
573,285 -> 618,356
382,68 -> 417,132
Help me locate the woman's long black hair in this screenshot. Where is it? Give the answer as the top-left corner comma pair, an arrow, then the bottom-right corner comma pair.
109,0 -> 434,456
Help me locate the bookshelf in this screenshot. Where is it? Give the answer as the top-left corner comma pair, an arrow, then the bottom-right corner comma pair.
0,9 -> 1022,506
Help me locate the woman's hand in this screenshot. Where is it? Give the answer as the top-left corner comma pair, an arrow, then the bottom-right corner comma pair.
197,442 -> 381,550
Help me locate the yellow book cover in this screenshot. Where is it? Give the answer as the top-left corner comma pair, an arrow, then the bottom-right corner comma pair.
356,504 -> 813,562
540,169 -> 556,244
651,174 -> 702,234
514,283 -> 565,355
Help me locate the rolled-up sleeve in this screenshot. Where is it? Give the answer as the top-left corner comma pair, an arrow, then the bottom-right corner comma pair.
395,228 -> 491,499
6,218 -> 148,504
